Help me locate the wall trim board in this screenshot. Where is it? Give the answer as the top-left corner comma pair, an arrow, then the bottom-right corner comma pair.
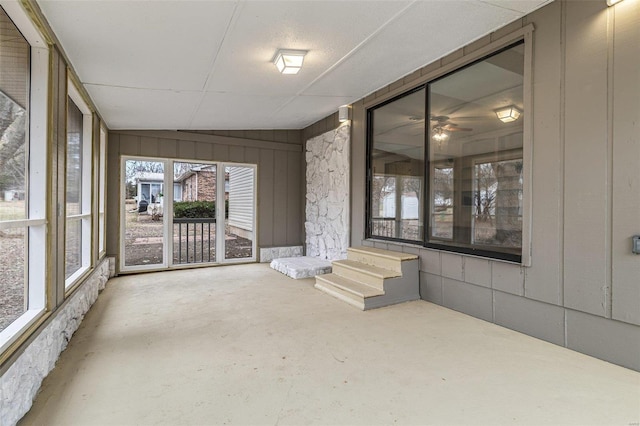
111,130 -> 302,153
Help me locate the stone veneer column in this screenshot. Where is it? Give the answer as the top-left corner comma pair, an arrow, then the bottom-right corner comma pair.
305,124 -> 350,260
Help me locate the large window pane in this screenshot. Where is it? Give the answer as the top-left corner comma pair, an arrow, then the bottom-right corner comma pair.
0,7 -> 29,332
65,91 -> 92,285
428,42 -> 524,257
0,7 -> 29,221
368,88 -> 425,241
66,99 -> 83,216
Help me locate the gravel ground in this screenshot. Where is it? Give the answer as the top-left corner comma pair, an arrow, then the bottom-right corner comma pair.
124,210 -> 253,266
0,228 -> 25,332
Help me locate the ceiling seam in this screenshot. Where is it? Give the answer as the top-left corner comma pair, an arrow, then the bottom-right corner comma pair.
186,0 -> 243,129
272,0 -> 419,116
475,0 -> 523,14
83,82 -> 201,93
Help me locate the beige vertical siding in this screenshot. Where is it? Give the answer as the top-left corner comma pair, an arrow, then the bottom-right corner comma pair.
106,130 -> 303,266
340,0 -> 640,370
611,0 -> 640,326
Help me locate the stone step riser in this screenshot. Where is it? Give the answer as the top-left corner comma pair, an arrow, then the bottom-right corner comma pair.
346,251 -> 402,274
314,282 -> 365,310
331,264 -> 385,290
315,274 -> 384,298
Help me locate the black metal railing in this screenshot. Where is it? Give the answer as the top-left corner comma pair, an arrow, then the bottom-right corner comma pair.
371,217 -> 396,238
173,218 -> 216,264
370,217 -> 422,241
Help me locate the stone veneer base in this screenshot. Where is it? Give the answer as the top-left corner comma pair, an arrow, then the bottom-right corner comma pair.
259,246 -> 303,263
270,256 -> 332,279
0,258 -> 112,426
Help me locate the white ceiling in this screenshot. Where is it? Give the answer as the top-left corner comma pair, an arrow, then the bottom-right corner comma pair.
37,0 -> 551,131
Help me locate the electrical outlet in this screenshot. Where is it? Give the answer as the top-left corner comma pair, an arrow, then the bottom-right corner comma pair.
633,236 -> 640,255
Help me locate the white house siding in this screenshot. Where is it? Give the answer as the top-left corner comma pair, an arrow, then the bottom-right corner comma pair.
228,166 -> 255,237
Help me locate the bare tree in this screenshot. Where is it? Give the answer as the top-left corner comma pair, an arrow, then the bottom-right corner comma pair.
0,94 -> 26,194
125,160 -> 164,183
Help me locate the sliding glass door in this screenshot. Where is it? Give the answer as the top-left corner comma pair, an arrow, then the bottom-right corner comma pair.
120,157 -> 256,272
120,158 -> 168,272
224,165 -> 256,262
172,162 -> 217,265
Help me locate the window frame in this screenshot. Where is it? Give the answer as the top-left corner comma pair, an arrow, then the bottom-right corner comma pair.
365,35 -> 533,265
64,80 -> 93,289
0,1 -> 49,354
98,126 -> 107,257
365,85 -> 427,245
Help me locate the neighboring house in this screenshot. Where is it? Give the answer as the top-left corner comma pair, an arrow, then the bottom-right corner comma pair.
133,172 -> 164,204
227,166 -> 255,239
3,189 -> 24,201
174,165 -> 217,202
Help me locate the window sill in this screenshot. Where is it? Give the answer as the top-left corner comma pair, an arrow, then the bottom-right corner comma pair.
0,308 -> 46,355
364,237 -> 524,265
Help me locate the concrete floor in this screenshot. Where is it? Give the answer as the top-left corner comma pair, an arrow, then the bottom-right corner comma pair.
21,264 -> 640,425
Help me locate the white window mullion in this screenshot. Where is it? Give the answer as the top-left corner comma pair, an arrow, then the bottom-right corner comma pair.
216,163 -> 225,262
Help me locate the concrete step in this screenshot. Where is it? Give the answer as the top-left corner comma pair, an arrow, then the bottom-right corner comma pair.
315,273 -> 384,298
315,280 -> 365,310
347,246 -> 418,274
315,274 -> 385,311
331,259 -> 399,290
314,247 -> 420,311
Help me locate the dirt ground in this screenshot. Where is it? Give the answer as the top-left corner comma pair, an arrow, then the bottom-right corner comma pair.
0,227 -> 25,332
123,209 -> 253,267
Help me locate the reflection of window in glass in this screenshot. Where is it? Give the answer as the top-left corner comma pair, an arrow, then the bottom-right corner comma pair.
472,157 -> 523,248
428,42 -> 524,257
0,6 -> 30,332
431,165 -> 454,240
368,87 -> 425,242
366,41 -> 525,261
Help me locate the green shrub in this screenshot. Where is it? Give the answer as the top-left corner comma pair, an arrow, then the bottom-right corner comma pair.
173,201 -> 215,218
173,200 -> 229,218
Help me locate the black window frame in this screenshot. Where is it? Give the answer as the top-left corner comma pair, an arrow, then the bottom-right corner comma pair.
365,40 -> 525,263
365,85 -> 428,245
